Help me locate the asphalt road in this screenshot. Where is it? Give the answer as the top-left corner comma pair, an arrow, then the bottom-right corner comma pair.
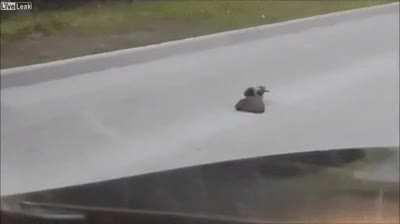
1,4 -> 399,195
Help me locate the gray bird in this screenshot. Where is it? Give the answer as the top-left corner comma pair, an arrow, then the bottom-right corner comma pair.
235,86 -> 269,113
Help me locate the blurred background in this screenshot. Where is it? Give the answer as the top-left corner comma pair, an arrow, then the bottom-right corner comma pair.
1,0 -> 396,68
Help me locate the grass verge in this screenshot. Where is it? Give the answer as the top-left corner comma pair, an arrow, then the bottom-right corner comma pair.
1,0 -> 396,68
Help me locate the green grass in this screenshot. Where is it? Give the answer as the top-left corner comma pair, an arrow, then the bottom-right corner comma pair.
0,0 -> 396,67
1,0 -> 396,40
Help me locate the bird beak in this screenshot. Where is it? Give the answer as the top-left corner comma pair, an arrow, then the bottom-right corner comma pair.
264,89 -> 270,93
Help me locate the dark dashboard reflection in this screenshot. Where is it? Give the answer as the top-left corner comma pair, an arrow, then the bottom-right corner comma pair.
1,147 -> 399,224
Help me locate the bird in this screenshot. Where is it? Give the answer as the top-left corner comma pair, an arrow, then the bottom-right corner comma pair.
235,86 -> 269,113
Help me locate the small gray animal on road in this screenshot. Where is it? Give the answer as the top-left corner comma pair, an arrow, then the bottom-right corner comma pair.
235,86 -> 269,113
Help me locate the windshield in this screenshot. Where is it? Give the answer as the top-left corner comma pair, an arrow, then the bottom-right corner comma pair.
1,1 -> 399,224
2,147 -> 399,223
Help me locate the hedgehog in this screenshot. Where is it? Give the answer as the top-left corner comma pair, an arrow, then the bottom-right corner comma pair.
235,86 -> 269,113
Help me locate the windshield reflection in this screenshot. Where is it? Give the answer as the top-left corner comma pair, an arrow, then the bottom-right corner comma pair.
1,147 -> 399,224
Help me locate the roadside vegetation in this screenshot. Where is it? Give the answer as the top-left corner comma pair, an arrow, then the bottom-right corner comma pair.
1,0 -> 396,68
